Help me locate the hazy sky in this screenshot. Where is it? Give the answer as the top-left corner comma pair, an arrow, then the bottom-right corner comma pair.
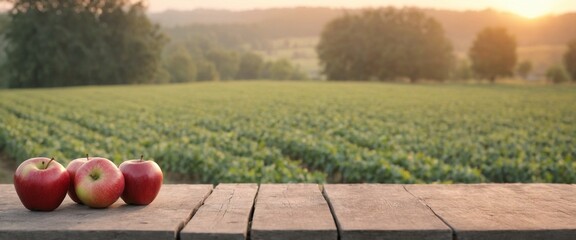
148,0 -> 576,18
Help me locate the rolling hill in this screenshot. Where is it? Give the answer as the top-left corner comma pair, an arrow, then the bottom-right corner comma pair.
150,7 -> 576,50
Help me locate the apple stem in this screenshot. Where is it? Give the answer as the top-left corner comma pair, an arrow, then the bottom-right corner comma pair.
140,155 -> 144,162
86,153 -> 89,161
46,157 -> 55,168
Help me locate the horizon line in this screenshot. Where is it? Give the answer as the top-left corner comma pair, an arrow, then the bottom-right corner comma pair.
148,6 -> 575,19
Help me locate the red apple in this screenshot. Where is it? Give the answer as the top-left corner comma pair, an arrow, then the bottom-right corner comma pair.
119,155 -> 163,205
14,157 -> 70,211
75,157 -> 124,208
66,155 -> 90,204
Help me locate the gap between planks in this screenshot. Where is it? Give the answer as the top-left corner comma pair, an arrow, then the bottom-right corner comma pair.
180,184 -> 260,240
175,186 -> 214,240
177,184 -> 454,240
250,184 -> 338,240
246,184 -> 260,240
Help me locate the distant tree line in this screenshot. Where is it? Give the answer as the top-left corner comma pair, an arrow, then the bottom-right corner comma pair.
158,30 -> 307,83
0,0 -> 307,88
163,24 -> 273,51
1,2 -> 576,87
317,7 -> 576,83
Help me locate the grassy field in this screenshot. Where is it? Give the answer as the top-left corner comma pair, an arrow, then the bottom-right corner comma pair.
0,81 -> 575,184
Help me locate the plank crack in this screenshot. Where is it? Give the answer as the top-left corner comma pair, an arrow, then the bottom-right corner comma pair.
321,184 -> 341,240
402,185 -> 458,240
216,189 -> 235,223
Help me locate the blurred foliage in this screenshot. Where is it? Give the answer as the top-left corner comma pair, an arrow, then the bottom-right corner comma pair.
236,52 -> 264,80
450,59 -> 475,81
1,82 -> 575,184
564,39 -> 576,81
196,60 -> 220,81
261,59 -> 308,80
165,47 -> 197,83
469,27 -> 517,82
205,49 -> 240,80
3,0 -> 165,88
163,24 -> 268,51
317,8 -> 453,82
546,65 -> 571,83
160,27 -> 308,82
516,60 -> 533,80
0,13 -> 11,88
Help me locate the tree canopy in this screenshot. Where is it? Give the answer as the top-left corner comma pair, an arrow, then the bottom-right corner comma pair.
469,27 -> 517,82
546,65 -> 570,83
4,0 -> 165,88
316,8 -> 453,82
564,39 -> 576,81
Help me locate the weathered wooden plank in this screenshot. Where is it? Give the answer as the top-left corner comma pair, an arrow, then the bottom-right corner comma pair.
251,184 -> 337,240
406,184 -> 576,240
323,184 -> 452,240
0,184 -> 213,240
180,184 -> 258,240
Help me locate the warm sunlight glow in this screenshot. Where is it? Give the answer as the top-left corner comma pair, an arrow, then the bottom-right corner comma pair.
145,0 -> 576,16
501,0 -> 555,18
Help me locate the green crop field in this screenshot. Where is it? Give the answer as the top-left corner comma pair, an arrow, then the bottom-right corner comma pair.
0,81 -> 575,184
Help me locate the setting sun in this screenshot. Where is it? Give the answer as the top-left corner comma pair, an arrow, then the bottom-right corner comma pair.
500,0 -> 555,18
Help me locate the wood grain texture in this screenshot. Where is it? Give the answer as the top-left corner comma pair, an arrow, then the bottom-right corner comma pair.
250,184 -> 337,240
0,184 -> 213,240
323,184 -> 452,240
406,184 -> 576,240
181,184 -> 258,240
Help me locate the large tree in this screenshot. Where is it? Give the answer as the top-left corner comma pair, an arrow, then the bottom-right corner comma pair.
469,27 -> 517,83
4,0 -> 165,88
564,39 -> 576,81
316,8 -> 453,82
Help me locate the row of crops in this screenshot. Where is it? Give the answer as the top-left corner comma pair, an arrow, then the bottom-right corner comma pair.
0,82 -> 575,183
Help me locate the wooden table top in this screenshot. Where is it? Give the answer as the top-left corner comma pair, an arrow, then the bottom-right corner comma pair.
1,183 -> 575,240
